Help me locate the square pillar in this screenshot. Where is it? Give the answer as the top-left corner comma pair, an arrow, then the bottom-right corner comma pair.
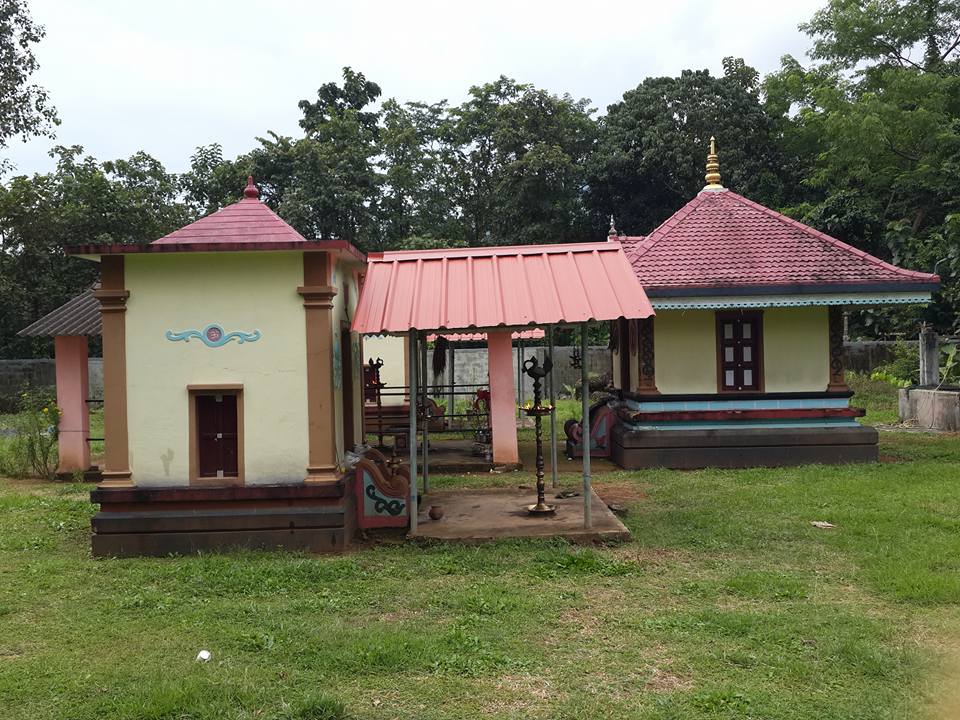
94,256 -> 132,487
487,330 -> 519,465
54,335 -> 90,475
300,252 -> 339,484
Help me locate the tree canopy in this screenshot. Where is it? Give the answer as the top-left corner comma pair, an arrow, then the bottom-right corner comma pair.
2,0 -> 960,358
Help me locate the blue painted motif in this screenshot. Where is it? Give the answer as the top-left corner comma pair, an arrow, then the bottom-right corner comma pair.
165,324 -> 262,348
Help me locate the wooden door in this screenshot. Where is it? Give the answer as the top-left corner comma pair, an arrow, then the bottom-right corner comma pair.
196,393 -> 239,478
717,312 -> 763,392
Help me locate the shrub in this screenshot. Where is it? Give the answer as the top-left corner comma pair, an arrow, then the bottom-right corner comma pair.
6,387 -> 60,480
872,340 -> 919,387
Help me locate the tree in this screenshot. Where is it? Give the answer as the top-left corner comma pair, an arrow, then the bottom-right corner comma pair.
180,144 -> 251,216
0,0 -> 58,168
802,0 -> 960,74
377,99 -> 462,247
586,59 -> 788,236
766,0 -> 960,333
445,77 -> 596,245
0,147 -> 189,358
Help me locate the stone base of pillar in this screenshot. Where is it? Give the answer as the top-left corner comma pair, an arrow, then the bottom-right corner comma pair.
305,465 -> 340,485
98,470 -> 133,488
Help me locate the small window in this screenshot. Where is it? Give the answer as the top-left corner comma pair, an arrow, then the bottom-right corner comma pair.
716,312 -> 763,393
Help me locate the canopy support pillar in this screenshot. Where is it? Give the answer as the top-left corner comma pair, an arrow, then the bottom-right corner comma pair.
54,335 -> 91,475
487,330 -> 519,465
408,329 -> 419,533
548,325 -> 558,488
581,323 -> 592,528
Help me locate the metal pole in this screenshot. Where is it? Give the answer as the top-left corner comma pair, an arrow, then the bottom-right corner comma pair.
408,329 -> 419,533
581,323 -> 591,528
421,331 -> 429,495
448,343 -> 455,428
519,340 -> 525,412
548,325 -> 558,489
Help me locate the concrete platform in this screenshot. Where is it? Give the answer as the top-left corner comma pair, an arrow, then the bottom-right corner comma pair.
409,487 -> 630,543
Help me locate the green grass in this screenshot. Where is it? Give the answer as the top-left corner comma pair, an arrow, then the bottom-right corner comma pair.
3,381 -> 959,718
848,371 -> 902,425
3,423 -> 960,718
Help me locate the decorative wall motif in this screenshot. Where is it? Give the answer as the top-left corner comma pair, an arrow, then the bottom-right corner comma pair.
637,317 -> 659,394
165,324 -> 261,348
827,306 -> 848,391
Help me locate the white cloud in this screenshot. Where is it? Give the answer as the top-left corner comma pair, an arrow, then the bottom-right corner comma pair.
5,0 -> 824,175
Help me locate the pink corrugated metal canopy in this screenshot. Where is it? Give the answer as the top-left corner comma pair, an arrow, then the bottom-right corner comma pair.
352,241 -> 654,334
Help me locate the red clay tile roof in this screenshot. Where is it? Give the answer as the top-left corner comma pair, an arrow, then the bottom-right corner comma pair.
152,177 -> 308,246
67,178 -> 365,262
622,189 -> 939,296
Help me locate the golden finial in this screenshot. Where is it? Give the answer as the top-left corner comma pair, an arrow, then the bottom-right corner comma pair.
703,136 -> 723,189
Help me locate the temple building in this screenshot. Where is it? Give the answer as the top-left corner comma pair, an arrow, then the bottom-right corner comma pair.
67,178 -> 368,556
609,139 -> 939,468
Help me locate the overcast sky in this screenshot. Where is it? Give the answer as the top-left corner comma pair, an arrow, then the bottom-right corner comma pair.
5,0 -> 825,176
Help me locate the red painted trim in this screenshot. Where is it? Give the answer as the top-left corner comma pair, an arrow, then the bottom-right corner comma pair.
67,240 -> 366,263
624,408 -> 865,423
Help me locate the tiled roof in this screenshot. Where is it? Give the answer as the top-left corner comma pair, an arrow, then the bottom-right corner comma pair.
152,177 -> 307,246
353,242 -> 654,334
18,288 -> 101,337
622,189 -> 940,296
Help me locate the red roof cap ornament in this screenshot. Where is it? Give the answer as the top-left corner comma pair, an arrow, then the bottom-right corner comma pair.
243,176 -> 260,200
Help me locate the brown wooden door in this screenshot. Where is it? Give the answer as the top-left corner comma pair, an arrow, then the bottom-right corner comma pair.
717,312 -> 763,392
196,394 -> 239,478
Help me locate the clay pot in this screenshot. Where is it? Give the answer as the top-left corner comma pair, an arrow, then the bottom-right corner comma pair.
428,505 -> 445,521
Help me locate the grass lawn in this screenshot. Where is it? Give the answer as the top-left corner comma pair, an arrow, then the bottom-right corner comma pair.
2,385 -> 960,718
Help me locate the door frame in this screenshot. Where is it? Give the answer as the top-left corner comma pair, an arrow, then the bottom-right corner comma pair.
715,311 -> 765,394
187,383 -> 244,486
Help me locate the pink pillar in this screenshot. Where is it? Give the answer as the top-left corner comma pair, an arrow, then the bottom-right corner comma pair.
54,336 -> 90,475
487,330 -> 519,464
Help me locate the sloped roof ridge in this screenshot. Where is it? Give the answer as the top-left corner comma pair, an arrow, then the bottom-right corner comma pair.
627,192 -> 708,260
726,190 -> 938,281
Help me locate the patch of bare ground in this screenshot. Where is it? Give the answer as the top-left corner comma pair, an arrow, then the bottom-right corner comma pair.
485,673 -> 557,715
920,636 -> 960,720
1,477 -> 72,496
594,481 -> 649,505
645,666 -> 693,692
607,545 -> 694,567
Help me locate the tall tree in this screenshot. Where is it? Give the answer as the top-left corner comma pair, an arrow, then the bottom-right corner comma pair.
377,99 -> 462,247
586,59 -> 788,236
0,0 -> 58,168
766,0 -> 960,333
446,77 -> 596,245
0,147 -> 189,358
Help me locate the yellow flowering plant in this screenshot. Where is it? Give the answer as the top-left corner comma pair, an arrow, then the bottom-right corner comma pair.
4,387 -> 61,480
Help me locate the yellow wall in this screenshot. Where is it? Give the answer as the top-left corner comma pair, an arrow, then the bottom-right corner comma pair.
125,252 -> 308,486
762,306 -> 829,392
654,310 -> 717,394
650,306 -> 829,395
